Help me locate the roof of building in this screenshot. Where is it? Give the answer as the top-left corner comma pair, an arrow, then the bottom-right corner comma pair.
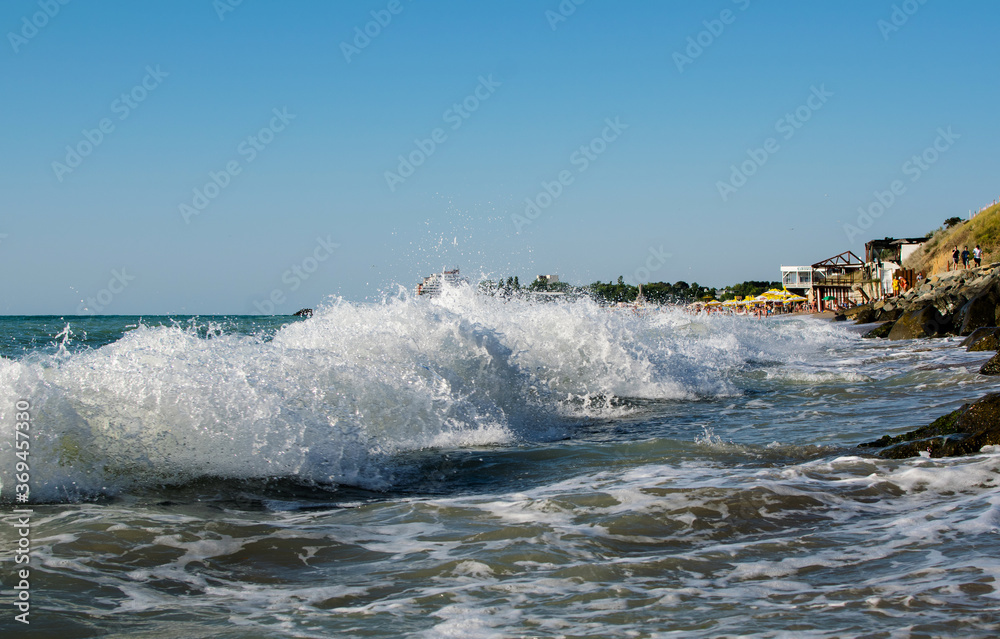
812,250 -> 863,269
865,237 -> 927,248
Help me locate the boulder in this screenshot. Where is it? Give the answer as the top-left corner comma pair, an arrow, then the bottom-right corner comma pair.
876,307 -> 903,323
961,327 -> 1000,351
981,353 -> 1000,375
843,303 -> 871,319
858,392 -> 1000,458
293,308 -> 313,317
853,306 -> 878,324
957,287 -> 1000,335
862,322 -> 894,339
887,305 -> 951,340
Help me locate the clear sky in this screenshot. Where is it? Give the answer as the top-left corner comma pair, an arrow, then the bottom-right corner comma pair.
1,0 -> 998,314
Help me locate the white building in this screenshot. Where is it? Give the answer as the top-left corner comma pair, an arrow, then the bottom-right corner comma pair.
416,268 -> 466,296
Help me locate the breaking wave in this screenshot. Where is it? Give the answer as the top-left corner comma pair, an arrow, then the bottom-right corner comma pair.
0,287 -> 850,501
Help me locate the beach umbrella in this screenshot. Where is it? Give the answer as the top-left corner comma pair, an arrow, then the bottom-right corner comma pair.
822,295 -> 835,301
705,300 -> 722,307
783,295 -> 808,303
759,289 -> 794,301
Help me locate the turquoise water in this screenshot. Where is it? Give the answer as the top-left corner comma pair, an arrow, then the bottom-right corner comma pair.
1,291 -> 999,637
0,315 -> 301,360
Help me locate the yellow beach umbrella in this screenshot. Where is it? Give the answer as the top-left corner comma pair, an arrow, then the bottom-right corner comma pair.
759,289 -> 793,301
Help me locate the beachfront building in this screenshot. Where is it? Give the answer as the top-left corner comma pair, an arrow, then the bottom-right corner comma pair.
415,268 -> 466,296
864,237 -> 926,299
812,251 -> 866,309
780,266 -> 813,298
535,274 -> 560,285
780,251 -> 867,310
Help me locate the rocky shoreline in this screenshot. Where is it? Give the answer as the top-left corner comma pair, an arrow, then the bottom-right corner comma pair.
843,262 -> 1000,340
843,263 -> 1000,459
859,394 -> 1000,459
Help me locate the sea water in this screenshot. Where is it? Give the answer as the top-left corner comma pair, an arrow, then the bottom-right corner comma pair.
1,289 -> 999,637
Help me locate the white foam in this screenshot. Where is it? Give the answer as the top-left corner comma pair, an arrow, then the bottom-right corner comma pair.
0,290 -> 857,502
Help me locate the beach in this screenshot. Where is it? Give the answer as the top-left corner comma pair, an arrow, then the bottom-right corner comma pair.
2,290 -> 999,637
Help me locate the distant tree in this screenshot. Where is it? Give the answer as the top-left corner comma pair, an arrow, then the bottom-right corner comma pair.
945,216 -> 963,228
641,282 -> 674,304
587,278 -> 637,304
721,281 -> 782,301
478,279 -> 498,295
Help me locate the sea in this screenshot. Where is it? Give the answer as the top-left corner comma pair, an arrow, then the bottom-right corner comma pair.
1,287 -> 999,638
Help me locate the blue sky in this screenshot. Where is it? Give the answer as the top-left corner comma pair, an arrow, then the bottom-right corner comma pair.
1,0 -> 998,314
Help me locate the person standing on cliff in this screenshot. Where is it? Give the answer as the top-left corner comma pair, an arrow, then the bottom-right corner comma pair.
974,245 -> 983,267
962,246 -> 970,268
952,246 -> 960,270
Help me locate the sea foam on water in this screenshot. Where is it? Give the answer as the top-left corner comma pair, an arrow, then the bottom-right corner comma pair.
0,286 -> 850,502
